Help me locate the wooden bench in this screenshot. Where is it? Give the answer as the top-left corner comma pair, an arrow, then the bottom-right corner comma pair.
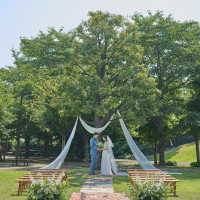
16,169 -> 68,195
128,170 -> 179,196
11,159 -> 32,166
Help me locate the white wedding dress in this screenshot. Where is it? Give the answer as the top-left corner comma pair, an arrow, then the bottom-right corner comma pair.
101,136 -> 128,176
101,142 -> 113,175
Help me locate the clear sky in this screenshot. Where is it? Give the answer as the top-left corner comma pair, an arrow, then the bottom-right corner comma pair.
0,0 -> 199,68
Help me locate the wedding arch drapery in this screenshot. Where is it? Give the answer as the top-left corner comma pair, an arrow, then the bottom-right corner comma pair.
42,111 -> 157,170
42,118 -> 78,169
117,110 -> 156,170
79,115 -> 114,133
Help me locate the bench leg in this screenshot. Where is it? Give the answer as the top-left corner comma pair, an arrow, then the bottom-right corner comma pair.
18,181 -> 23,195
170,183 -> 173,192
173,182 -> 176,196
17,182 -> 21,195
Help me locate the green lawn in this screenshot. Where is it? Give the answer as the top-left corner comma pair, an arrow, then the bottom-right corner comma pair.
150,143 -> 200,163
0,169 -> 199,200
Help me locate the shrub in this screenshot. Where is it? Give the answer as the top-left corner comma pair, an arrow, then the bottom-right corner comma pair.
165,161 -> 177,166
190,162 -> 200,167
157,161 -> 177,166
130,176 -> 169,200
125,154 -> 133,159
27,172 -> 68,200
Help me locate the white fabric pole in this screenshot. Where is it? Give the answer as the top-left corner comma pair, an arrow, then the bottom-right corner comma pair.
42,118 -> 78,169
117,110 -> 157,170
79,115 -> 113,134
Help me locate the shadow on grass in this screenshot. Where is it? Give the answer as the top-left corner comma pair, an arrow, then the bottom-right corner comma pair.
10,192 -> 27,197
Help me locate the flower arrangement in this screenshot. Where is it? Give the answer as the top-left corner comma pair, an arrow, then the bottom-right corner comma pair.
130,175 -> 169,200
97,142 -> 104,149
27,172 -> 68,200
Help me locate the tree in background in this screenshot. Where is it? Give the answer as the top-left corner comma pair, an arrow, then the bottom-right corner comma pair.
0,49 -> 36,159
178,75 -> 200,163
132,11 -> 200,165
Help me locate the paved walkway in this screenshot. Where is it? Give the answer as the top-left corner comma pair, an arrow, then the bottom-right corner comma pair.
69,177 -> 129,200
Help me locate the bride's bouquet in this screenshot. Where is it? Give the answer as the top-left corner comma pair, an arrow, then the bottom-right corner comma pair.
97,142 -> 104,149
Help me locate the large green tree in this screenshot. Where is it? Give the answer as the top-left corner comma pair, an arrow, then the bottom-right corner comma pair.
132,11 -> 200,165
69,11 -> 157,167
0,50 -> 35,159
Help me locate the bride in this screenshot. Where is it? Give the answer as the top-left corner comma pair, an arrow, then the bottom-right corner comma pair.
101,135 -> 113,175
100,135 -> 127,176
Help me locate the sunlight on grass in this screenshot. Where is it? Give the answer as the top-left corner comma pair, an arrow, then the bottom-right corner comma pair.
149,143 -> 200,163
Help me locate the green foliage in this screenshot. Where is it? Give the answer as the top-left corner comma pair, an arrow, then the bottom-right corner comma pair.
190,162 -> 200,167
159,161 -> 177,166
71,10 -> 158,123
131,11 -> 200,164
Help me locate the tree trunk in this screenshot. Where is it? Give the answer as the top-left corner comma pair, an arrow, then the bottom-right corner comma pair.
44,133 -> 50,158
25,135 -> 30,158
154,142 -> 158,165
15,95 -> 23,159
158,128 -> 165,166
194,133 -> 200,163
15,127 -> 21,159
94,112 -> 102,170
2,142 -> 7,161
59,124 -> 67,150
0,143 -> 2,161
85,134 -> 89,164
0,138 -> 2,161
61,133 -> 66,150
81,138 -> 85,160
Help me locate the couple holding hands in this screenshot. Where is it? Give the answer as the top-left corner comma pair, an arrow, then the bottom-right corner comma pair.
90,132 -> 115,175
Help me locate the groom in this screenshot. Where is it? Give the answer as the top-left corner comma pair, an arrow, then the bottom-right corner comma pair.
90,132 -> 99,175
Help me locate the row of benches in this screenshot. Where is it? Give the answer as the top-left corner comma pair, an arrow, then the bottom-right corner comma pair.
16,169 -> 68,195
16,169 -> 179,196
127,169 -> 179,196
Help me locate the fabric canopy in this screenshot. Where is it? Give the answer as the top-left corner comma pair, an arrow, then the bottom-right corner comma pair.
79,115 -> 113,134
42,111 -> 157,170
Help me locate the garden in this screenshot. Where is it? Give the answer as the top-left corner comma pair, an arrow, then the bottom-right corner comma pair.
0,4 -> 200,200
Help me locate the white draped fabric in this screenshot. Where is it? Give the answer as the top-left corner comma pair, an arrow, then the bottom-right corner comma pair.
117,110 -> 157,170
42,111 -> 157,171
42,118 -> 78,169
79,115 -> 113,134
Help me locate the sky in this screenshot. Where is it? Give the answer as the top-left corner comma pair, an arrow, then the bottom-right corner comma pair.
0,0 -> 199,68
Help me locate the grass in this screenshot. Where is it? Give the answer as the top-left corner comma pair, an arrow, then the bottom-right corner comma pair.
149,143 -> 200,163
0,170 -> 28,200
0,169 -> 200,200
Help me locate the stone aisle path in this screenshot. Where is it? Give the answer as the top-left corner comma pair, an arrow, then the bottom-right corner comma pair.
69,177 -> 130,200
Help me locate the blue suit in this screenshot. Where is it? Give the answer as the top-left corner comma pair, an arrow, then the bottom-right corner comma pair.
90,137 -> 98,175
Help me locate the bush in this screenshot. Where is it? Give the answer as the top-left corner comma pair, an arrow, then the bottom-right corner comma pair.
27,173 -> 68,200
125,154 -> 133,159
157,161 -> 177,166
131,176 -> 169,200
190,162 -> 200,167
164,161 -> 177,166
